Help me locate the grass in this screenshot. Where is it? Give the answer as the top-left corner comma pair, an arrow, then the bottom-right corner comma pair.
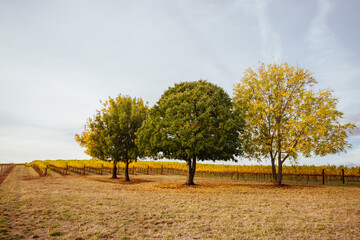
0,165 -> 359,239
49,230 -> 62,236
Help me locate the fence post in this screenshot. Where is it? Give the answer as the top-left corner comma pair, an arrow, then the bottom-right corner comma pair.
100,165 -> 103,175
237,170 -> 239,180
147,165 -> 149,175
342,169 -> 345,184
161,165 -> 163,175
132,166 -> 135,175
322,169 -> 325,185
83,166 -> 86,175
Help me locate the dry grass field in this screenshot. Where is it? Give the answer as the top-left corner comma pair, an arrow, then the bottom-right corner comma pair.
0,165 -> 359,239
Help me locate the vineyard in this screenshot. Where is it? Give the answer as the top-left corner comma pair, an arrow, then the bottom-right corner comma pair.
26,160 -> 360,185
0,164 -> 15,185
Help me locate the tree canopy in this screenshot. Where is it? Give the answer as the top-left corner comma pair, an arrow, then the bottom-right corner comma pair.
136,80 -> 243,185
75,95 -> 148,180
233,63 -> 357,185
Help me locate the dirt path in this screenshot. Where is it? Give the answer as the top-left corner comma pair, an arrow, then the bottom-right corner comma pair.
0,165 -> 39,196
0,165 -> 16,186
5,165 -> 39,180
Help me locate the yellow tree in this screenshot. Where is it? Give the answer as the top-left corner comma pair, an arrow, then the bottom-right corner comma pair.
233,63 -> 357,185
75,95 -> 149,180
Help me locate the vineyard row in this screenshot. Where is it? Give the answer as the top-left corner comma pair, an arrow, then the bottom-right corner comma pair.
26,160 -> 360,176
0,164 -> 16,185
35,163 -> 360,185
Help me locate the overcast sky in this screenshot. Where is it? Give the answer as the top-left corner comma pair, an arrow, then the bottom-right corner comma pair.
1,0 -> 359,166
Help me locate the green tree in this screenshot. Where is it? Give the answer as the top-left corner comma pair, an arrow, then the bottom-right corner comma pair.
233,63 -> 357,185
75,95 -> 149,180
136,80 -> 243,185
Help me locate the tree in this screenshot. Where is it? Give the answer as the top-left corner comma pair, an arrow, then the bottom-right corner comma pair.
75,95 -> 148,180
136,80 -> 243,185
233,63 -> 357,185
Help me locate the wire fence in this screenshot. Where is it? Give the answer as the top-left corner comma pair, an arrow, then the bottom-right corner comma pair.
45,164 -> 360,185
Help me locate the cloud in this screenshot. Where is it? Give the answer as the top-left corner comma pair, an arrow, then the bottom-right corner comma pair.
308,0 -> 335,56
344,110 -> 360,136
345,110 -> 360,123
306,0 -> 360,112
0,124 -> 88,163
0,0 -> 359,166
255,0 -> 283,62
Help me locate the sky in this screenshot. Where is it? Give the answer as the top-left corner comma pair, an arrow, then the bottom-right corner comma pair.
0,0 -> 359,166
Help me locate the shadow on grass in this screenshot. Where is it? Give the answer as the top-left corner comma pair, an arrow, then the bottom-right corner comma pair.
91,177 -> 154,185
156,181 -> 323,190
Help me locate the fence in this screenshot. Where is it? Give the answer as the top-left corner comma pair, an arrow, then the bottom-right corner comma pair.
45,164 -> 360,185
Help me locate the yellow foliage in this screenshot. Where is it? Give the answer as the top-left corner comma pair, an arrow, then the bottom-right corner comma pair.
26,159 -> 360,176
233,62 -> 357,164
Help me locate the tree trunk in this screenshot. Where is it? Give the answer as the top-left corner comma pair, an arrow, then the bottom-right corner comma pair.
276,156 -> 283,186
271,157 -> 277,184
185,157 -> 196,185
112,160 -> 117,179
125,159 -> 130,181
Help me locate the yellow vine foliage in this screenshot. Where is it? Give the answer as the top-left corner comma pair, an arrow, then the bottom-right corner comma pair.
27,159 -> 360,176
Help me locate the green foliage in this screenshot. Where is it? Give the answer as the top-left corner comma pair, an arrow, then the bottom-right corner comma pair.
75,95 -> 149,163
136,80 -> 243,161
